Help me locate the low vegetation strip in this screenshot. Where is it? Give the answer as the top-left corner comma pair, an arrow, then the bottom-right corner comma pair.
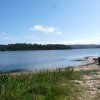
0,43 -> 72,51
0,67 -> 84,100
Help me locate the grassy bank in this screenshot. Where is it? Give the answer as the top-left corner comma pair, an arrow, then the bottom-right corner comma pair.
0,67 -> 84,100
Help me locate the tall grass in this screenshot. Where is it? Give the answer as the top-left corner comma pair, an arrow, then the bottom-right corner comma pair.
0,67 -> 83,100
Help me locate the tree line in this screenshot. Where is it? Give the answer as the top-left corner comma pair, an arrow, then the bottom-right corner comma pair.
0,43 -> 73,51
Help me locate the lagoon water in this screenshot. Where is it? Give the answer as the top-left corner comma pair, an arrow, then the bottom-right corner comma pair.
0,48 -> 100,72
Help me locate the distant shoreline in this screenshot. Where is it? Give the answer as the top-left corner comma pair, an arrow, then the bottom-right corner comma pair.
1,43 -> 100,51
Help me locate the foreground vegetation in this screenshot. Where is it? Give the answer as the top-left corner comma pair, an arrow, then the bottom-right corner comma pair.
0,67 -> 84,100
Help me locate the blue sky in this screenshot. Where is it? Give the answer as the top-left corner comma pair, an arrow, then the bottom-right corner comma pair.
0,0 -> 100,44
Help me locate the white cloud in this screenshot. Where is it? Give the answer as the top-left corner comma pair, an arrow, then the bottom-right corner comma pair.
30,25 -> 64,34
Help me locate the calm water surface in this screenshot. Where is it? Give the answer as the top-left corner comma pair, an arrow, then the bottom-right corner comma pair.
0,48 -> 100,72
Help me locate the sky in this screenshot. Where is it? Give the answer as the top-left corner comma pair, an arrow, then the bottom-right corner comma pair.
0,0 -> 100,44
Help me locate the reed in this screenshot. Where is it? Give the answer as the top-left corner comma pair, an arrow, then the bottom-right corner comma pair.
0,67 -> 83,100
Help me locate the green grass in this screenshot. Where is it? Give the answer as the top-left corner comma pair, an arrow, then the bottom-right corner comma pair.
0,67 -> 83,100
79,69 -> 98,75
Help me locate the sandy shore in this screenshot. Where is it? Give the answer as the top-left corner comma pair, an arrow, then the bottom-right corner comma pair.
74,56 -> 99,71
74,63 -> 99,71
74,56 -> 100,100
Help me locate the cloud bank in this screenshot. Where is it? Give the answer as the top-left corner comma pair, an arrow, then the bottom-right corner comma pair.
30,25 -> 63,34
62,37 -> 100,45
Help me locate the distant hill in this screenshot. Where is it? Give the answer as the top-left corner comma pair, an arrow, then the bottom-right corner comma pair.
0,44 -> 100,51
70,44 -> 100,49
0,43 -> 72,51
